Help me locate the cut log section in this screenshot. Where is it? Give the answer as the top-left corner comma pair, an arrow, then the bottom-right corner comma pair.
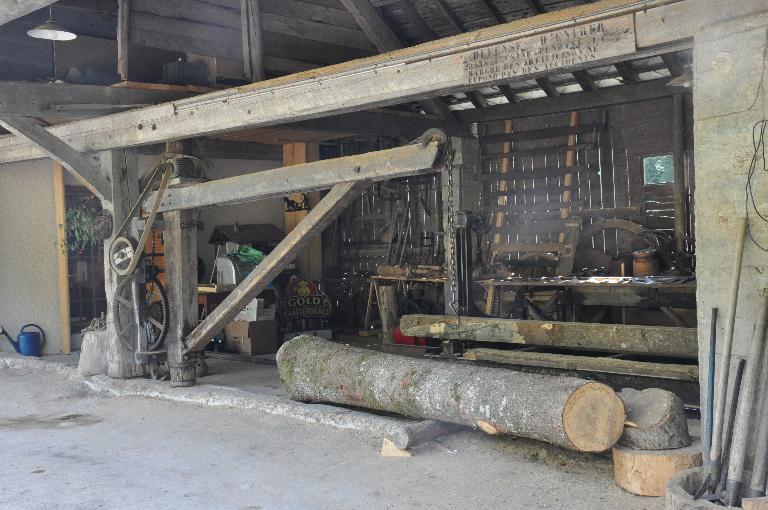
743,497 -> 768,510
277,336 -> 625,452
613,440 -> 702,497
388,420 -> 464,450
618,388 -> 691,450
400,315 -> 698,358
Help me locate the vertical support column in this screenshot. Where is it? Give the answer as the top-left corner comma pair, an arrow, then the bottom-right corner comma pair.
283,142 -> 323,281
376,282 -> 398,344
54,162 -> 71,354
164,209 -> 198,387
241,0 -> 264,83
117,0 -> 130,82
672,93 -> 687,254
101,148 -> 141,378
441,137 -> 480,315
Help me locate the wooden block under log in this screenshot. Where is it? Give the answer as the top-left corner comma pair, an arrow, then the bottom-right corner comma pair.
277,336 -> 625,452
400,315 -> 698,358
743,497 -> 768,510
612,441 -> 702,497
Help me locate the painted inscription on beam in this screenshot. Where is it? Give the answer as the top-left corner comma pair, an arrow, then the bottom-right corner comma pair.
463,17 -> 635,85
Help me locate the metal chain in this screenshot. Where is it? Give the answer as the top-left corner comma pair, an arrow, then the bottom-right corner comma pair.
445,148 -> 460,321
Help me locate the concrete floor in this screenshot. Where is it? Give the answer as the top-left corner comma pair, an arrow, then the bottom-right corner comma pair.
0,357 -> 665,510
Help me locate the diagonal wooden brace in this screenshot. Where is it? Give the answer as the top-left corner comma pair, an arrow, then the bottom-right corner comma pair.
0,115 -> 111,202
183,179 -> 370,353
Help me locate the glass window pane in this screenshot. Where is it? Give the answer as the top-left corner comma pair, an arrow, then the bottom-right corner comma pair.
643,154 -> 675,184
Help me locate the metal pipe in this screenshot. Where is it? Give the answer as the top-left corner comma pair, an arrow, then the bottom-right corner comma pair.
716,358 -> 746,495
725,284 -> 768,507
705,307 -> 718,465
709,217 -> 748,471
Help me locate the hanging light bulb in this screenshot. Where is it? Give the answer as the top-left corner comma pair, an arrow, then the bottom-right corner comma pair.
27,5 -> 76,41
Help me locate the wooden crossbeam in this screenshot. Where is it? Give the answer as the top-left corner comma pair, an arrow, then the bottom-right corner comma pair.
184,180 -> 369,352
400,315 -> 698,358
0,116 -> 111,202
572,70 -> 597,92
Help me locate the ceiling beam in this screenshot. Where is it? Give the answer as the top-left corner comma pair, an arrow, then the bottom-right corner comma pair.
536,77 -> 560,97
0,116 -> 110,201
498,84 -> 519,103
524,0 -> 546,15
339,0 -> 456,120
615,61 -> 641,83
0,0 -> 694,165
397,0 -> 437,40
242,0 -> 266,82
456,79 -> 689,124
431,0 -> 465,33
478,0 -> 506,24
572,70 -> 597,92
661,52 -> 685,77
0,0 -> 57,26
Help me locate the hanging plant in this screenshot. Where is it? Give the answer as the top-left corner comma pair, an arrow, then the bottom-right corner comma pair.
59,204 -> 113,252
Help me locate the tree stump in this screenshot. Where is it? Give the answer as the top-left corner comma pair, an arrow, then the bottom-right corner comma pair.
613,440 -> 702,497
277,336 -> 625,452
618,388 -> 691,450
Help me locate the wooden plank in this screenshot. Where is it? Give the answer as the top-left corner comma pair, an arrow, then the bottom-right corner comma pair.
492,219 -> 566,235
118,0 -> 130,81
0,116 -> 111,202
495,242 -> 564,253
400,315 -> 698,357
242,0 -> 265,82
477,166 -> 593,180
672,94 -> 686,252
479,124 -> 603,144
54,163 -> 71,354
262,12 -> 374,50
0,0 -> 57,26
463,348 -> 699,381
150,137 -> 443,211
484,201 -> 583,213
490,119 -> 513,264
0,3 -> 666,164
376,283 -> 399,344
339,0 -> 400,51
283,142 -> 322,280
260,0 -> 359,30
184,179 -> 369,352
557,111 -> 579,276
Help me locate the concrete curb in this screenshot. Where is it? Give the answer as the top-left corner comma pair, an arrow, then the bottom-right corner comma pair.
0,355 -> 411,439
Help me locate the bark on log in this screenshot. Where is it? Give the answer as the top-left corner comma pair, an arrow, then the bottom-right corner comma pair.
276,336 -> 625,452
388,420 -> 464,450
618,388 -> 691,450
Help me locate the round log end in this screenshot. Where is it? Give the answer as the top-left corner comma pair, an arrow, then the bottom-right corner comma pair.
562,382 -> 625,452
613,441 -> 702,497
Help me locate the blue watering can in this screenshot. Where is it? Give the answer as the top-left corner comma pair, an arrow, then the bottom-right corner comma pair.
0,324 -> 45,357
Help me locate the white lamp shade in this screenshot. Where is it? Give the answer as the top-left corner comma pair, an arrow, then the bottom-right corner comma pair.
27,21 -> 77,41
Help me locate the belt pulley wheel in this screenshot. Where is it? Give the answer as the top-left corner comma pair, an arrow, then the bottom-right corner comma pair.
109,236 -> 138,276
112,275 -> 170,352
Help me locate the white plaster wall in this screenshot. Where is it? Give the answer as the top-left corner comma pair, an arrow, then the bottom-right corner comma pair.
0,159 -> 63,354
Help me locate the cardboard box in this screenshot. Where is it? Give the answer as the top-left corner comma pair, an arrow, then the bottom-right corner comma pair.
236,297 -> 276,322
224,320 -> 278,355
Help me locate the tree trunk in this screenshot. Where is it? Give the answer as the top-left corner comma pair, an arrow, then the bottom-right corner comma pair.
277,336 -> 625,452
613,441 -> 702,496
388,420 -> 464,450
618,388 -> 691,450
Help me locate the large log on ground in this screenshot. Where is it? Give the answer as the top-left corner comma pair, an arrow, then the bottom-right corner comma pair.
400,314 -> 697,358
618,388 -> 691,450
613,440 -> 702,496
277,336 -> 625,452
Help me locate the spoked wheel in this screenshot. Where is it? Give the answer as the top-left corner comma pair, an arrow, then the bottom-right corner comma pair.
112,275 -> 170,352
109,236 -> 138,276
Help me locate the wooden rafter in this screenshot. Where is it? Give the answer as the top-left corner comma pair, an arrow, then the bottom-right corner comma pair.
615,61 -> 641,83
242,0 -> 266,82
572,70 -> 597,92
524,0 -> 546,14
477,0 -> 506,24
536,77 -> 560,97
661,52 -> 685,77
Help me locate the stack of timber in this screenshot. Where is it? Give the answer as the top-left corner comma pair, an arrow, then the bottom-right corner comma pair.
612,388 -> 700,497
399,315 -> 698,382
277,336 -> 626,453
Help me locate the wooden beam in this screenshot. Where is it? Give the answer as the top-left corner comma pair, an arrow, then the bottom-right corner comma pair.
399,315 -> 698,358
431,0 -> 465,33
184,180 -> 369,352
524,0 -> 546,14
0,81 -> 191,119
498,84 -> 518,103
283,142 -> 322,281
457,79 -> 690,124
615,61 -> 640,83
397,0 -> 437,40
117,0 -> 130,81
536,77 -> 560,97
54,163 -> 71,355
572,70 -> 597,92
0,116 -> 111,202
0,0 -> 692,165
0,0 -> 57,26
661,52 -> 685,77
242,0 -> 265,82
464,348 -> 699,382
149,135 -> 445,212
478,0 -> 506,24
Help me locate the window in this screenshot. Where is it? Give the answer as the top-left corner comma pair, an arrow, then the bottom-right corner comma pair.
643,154 -> 675,185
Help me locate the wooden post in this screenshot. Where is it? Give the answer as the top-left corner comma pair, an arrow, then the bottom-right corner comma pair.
241,0 -> 264,83
101,149 -> 141,378
117,0 -> 130,81
53,162 -> 71,354
164,209 -> 199,387
375,282 -> 398,344
283,142 -> 323,281
672,94 -> 687,253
